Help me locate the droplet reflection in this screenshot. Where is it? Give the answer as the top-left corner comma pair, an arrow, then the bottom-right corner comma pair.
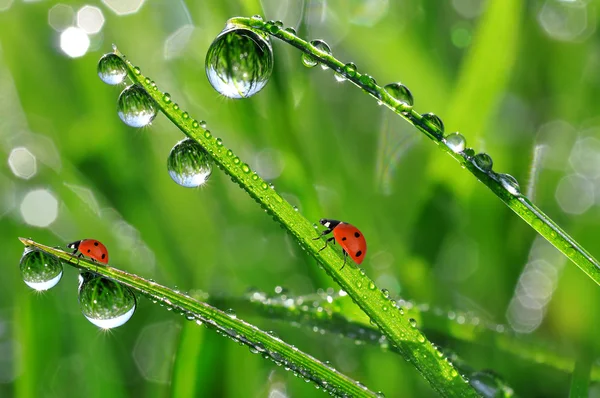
167,138 -> 213,187
20,248 -> 63,291
78,272 -> 136,329
117,84 -> 158,127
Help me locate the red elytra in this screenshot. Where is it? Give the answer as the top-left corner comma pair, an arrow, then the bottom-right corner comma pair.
67,239 -> 109,264
314,219 -> 367,268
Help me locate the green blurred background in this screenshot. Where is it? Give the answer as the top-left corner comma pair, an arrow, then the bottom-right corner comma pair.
2,0 -> 600,396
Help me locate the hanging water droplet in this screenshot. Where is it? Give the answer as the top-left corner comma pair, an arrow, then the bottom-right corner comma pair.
421,113 -> 444,137
20,248 -> 63,291
167,138 -> 212,188
334,71 -> 346,82
497,173 -> 520,195
445,132 -> 466,153
97,53 -> 127,85
469,370 -> 513,398
205,26 -> 273,99
384,83 -> 414,107
473,153 -> 493,172
78,273 -> 136,329
301,40 -> 332,68
117,84 -> 158,127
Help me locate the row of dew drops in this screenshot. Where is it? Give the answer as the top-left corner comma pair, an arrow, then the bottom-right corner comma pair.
247,287 -> 514,398
18,248 -> 377,397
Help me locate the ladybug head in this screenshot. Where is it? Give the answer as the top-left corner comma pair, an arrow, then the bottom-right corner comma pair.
319,219 -> 341,229
67,240 -> 81,250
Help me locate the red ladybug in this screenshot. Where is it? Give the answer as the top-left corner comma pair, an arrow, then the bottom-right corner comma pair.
314,219 -> 367,268
67,239 -> 109,264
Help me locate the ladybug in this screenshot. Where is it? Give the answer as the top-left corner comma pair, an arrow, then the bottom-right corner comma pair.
314,219 -> 367,268
67,239 -> 109,264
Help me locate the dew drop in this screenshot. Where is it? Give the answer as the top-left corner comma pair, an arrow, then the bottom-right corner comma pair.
241,163 -> 251,173
97,53 -> 127,85
383,82 -> 414,107
343,62 -> 357,77
301,40 -> 332,68
182,112 -> 189,120
368,282 -> 376,290
409,318 -> 417,328
20,248 -> 63,291
284,27 -> 297,35
205,26 -> 273,98
163,93 -> 172,103
473,153 -> 493,172
78,273 -> 136,329
117,84 -> 158,128
334,71 -> 346,82
463,147 -> 475,158
225,308 -> 237,319
167,138 -> 212,187
381,289 -> 390,298
421,113 -> 444,136
497,173 -> 520,195
445,132 -> 466,153
204,130 -> 212,139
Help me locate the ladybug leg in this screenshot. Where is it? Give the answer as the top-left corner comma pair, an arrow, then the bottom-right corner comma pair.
341,250 -> 347,270
313,228 -> 333,240
317,237 -> 336,252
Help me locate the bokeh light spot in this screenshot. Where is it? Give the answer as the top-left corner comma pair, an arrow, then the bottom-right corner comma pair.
164,24 -> 195,60
569,136 -> 600,179
8,147 -> 37,179
452,0 -> 486,19
48,4 -> 74,32
538,0 -> 593,42
20,189 -> 58,227
555,174 -> 594,214
133,321 -> 178,383
102,0 -> 146,16
77,5 -> 105,34
60,27 -> 90,58
0,0 -> 13,12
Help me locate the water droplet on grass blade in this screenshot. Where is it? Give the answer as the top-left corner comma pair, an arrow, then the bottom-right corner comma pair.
20,248 -> 63,291
498,173 -> 520,195
167,138 -> 212,187
97,53 -> 127,85
422,113 -> 444,136
445,132 -> 466,153
78,273 -> 136,329
117,84 -> 158,127
384,83 -> 414,107
473,153 -> 493,172
205,26 -> 273,98
301,40 -> 332,68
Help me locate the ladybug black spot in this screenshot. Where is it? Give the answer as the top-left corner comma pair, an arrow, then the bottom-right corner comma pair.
355,250 -> 362,257
94,241 -> 99,246
87,249 -> 91,253
342,237 -> 347,241
354,232 -> 360,238
101,253 -> 106,259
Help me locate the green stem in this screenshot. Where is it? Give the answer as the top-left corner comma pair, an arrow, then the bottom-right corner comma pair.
569,356 -> 591,398
111,47 -> 477,397
18,238 -> 377,398
226,16 -> 600,288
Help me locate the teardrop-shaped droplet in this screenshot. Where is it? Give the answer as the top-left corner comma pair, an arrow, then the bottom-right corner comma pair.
97,53 -> 128,85
422,113 -> 444,136
498,173 -> 520,195
20,248 -> 63,291
117,84 -> 158,127
301,40 -> 332,68
473,153 -> 493,172
445,132 -> 466,153
334,71 -> 346,82
384,83 -> 414,107
167,138 -> 212,187
78,273 -> 136,329
205,26 -> 273,99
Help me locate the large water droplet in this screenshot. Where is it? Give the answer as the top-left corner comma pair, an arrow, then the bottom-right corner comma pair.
20,248 -> 63,291
473,153 -> 493,172
383,82 -> 414,107
167,138 -> 212,187
97,53 -> 127,85
205,26 -> 273,99
301,40 -> 332,68
117,84 -> 158,127
422,113 -> 444,137
78,273 -> 136,329
445,132 -> 466,153
498,173 -> 520,195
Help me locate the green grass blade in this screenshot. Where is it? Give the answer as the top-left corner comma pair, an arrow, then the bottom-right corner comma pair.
569,356 -> 591,398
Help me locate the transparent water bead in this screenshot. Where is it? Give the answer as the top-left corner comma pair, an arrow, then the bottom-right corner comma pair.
497,173 -> 520,195
167,138 -> 212,188
117,84 -> 158,127
301,40 -> 332,68
383,82 -> 414,107
97,53 -> 127,85
421,113 -> 444,137
205,26 -> 273,99
20,248 -> 63,291
469,370 -> 513,397
473,153 -> 493,172
445,132 -> 466,153
78,272 -> 136,329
